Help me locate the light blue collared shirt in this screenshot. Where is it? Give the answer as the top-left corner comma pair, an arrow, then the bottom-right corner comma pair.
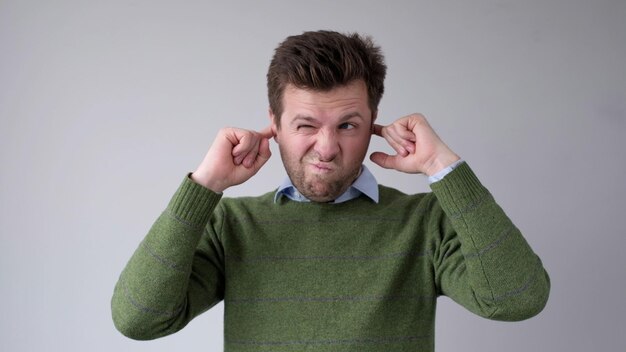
274,165 -> 380,204
273,160 -> 465,204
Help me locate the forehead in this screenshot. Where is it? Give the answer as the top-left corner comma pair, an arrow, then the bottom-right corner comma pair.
282,80 -> 370,117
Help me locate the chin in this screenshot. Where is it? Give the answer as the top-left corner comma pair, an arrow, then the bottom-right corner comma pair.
302,183 -> 346,203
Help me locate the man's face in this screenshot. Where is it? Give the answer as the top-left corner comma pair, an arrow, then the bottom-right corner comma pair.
270,80 -> 374,202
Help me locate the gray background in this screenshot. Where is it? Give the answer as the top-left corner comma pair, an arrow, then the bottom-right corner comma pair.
1,0 -> 624,351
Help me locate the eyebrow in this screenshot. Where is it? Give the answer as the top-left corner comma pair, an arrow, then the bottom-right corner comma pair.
291,112 -> 365,124
338,112 -> 365,122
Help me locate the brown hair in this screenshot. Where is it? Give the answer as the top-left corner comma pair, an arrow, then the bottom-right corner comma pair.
267,30 -> 386,127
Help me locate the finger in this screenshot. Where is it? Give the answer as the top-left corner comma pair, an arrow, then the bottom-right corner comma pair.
386,123 -> 416,144
258,125 -> 275,139
241,138 -> 261,168
385,137 -> 409,157
372,123 -> 416,155
387,126 -> 409,154
381,126 -> 412,156
254,137 -> 272,168
372,124 -> 384,137
370,123 -> 405,155
243,138 -> 272,172
393,127 -> 419,154
234,126 -> 274,166
232,131 -> 257,164
369,151 -> 398,170
394,125 -> 416,142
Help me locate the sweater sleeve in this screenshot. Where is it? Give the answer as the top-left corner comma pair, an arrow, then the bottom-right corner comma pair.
429,163 -> 550,321
111,175 -> 225,340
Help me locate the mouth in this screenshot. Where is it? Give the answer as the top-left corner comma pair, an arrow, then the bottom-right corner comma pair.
309,162 -> 334,173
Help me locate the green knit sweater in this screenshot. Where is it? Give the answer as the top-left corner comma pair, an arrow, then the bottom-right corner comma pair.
111,163 -> 550,351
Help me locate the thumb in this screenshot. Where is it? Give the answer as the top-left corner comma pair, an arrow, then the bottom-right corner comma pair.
369,151 -> 398,170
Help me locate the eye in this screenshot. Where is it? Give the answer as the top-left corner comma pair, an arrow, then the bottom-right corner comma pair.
338,122 -> 356,130
297,124 -> 314,130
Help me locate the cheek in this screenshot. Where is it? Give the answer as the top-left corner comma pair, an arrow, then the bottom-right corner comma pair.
281,136 -> 314,159
344,135 -> 371,153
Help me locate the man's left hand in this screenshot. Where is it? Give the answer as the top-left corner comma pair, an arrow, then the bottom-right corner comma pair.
370,113 -> 460,176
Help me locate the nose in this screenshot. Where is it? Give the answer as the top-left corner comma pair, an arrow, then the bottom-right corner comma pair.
314,129 -> 340,162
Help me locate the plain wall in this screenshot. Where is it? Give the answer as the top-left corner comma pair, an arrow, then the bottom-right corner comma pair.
1,0 -> 625,351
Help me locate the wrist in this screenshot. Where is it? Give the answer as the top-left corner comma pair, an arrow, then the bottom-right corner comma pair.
190,170 -> 225,193
425,151 -> 461,177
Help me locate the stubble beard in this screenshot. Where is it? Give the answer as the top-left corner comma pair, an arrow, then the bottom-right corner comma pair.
279,147 -> 362,203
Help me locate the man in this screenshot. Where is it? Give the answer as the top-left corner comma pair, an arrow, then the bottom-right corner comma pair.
112,30 -> 550,351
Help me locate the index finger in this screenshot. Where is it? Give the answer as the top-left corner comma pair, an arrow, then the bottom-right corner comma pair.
372,123 -> 384,137
258,125 -> 275,139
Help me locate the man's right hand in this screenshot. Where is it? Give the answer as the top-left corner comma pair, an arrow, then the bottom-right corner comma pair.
191,126 -> 274,193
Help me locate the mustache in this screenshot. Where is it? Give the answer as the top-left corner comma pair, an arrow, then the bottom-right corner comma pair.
304,152 -> 338,163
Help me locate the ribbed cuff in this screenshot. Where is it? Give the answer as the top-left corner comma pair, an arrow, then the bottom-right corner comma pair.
429,162 -> 489,217
166,173 -> 222,228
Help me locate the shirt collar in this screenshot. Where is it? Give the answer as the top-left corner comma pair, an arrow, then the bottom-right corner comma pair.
274,165 -> 379,204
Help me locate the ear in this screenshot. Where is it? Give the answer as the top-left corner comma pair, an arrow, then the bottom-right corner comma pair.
268,108 -> 279,143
